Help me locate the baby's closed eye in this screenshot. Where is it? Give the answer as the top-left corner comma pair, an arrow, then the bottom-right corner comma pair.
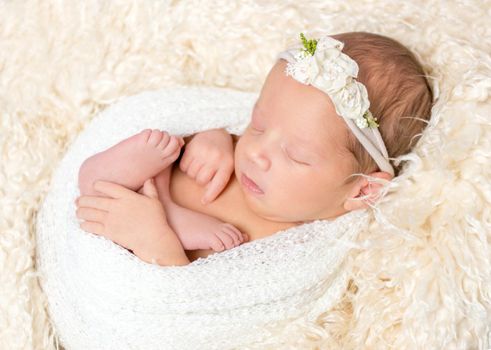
286,150 -> 310,166
250,125 -> 263,133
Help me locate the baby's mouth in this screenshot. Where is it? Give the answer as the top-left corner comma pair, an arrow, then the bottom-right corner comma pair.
241,173 -> 264,195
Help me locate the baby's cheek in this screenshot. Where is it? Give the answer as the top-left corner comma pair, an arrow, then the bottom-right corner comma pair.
292,176 -> 322,200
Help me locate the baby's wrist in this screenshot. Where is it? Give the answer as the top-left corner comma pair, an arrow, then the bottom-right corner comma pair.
135,225 -> 190,266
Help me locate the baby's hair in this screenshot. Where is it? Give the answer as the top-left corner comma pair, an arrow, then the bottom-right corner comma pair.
331,32 -> 434,182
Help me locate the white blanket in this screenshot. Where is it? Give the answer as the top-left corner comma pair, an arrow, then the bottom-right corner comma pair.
35,86 -> 369,349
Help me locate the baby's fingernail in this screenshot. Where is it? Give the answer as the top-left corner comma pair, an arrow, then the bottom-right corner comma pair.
201,197 -> 207,205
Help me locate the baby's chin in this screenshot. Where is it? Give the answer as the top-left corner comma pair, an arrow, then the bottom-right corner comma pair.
233,173 -> 270,218
239,191 -> 303,223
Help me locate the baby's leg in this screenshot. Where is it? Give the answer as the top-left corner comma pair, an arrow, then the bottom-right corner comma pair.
153,166 -> 249,252
78,129 -> 184,197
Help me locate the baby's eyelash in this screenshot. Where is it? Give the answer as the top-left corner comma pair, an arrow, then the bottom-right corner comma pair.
285,149 -> 310,166
250,125 -> 263,133
290,155 -> 310,166
249,125 -> 310,166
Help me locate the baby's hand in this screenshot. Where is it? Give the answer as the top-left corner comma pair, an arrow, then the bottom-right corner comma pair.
179,128 -> 234,204
75,179 -> 168,254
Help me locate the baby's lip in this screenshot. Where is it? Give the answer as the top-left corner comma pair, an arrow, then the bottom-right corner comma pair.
241,173 -> 264,194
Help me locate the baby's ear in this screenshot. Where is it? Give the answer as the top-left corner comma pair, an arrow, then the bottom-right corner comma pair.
343,172 -> 393,211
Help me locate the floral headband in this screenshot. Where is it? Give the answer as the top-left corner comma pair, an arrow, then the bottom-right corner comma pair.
276,33 -> 395,177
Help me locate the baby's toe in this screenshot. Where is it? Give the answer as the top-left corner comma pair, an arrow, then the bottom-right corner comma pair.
216,229 -> 236,250
160,136 -> 182,158
156,131 -> 170,150
209,236 -> 225,252
148,129 -> 165,146
222,223 -> 243,245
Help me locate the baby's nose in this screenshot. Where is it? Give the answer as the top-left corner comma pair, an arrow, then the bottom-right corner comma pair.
250,151 -> 270,170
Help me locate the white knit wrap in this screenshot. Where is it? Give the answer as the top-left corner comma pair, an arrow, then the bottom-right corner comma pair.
35,86 -> 370,349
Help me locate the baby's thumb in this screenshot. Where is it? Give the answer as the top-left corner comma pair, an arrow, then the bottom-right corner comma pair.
142,178 -> 158,199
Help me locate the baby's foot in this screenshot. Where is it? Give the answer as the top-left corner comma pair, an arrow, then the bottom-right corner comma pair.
114,129 -> 184,185
79,129 -> 184,196
163,201 -> 249,252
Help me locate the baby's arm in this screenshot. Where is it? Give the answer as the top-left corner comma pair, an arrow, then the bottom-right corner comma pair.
78,129 -> 184,197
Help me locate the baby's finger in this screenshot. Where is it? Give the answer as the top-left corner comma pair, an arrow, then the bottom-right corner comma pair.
93,180 -> 135,199
201,167 -> 230,204
76,207 -> 106,223
179,151 -> 192,172
195,166 -> 217,186
80,220 -> 105,236
187,159 -> 204,179
77,195 -> 113,211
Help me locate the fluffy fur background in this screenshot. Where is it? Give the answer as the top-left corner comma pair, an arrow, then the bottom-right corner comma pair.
0,0 -> 490,349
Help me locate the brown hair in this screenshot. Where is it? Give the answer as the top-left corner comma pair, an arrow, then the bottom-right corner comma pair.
331,32 -> 434,181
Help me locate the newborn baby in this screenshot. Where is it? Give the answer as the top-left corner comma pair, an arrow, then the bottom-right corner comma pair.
75,31 -> 433,266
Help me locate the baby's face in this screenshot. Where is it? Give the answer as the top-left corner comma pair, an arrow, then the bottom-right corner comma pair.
234,60 -> 357,223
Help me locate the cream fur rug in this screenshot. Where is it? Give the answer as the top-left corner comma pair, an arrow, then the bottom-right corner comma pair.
1,0 -> 490,349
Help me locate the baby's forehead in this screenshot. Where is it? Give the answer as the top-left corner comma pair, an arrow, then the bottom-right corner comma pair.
260,59 -> 351,150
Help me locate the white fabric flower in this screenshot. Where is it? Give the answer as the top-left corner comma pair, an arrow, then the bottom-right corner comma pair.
330,79 -> 370,123
311,37 -> 360,93
312,55 -> 359,94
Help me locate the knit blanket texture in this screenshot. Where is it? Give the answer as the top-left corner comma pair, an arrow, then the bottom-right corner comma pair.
1,1 -> 490,349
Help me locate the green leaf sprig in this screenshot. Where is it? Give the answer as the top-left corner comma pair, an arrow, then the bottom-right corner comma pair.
300,32 -> 318,56
364,111 -> 379,128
